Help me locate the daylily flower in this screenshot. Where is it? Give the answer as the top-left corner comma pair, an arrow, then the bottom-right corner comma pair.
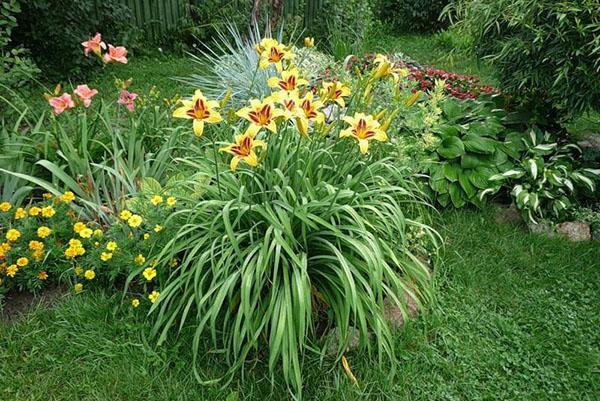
73,84 -> 98,107
270,90 -> 302,121
48,93 -> 75,115
256,38 -> 293,71
81,33 -> 106,56
103,44 -> 128,64
372,54 -> 408,82
236,99 -> 283,136
172,90 -> 222,137
320,81 -> 352,107
118,90 -> 138,112
296,92 -> 325,137
304,37 -> 314,48
267,67 -> 308,92
219,132 -> 266,171
340,112 -> 388,154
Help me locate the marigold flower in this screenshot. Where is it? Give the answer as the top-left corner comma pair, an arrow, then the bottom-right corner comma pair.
143,233 -> 150,240
143,267 -> 157,281
29,206 -> 41,216
74,222 -> 87,234
37,226 -> 52,239
74,283 -> 83,293
7,264 -> 18,277
120,210 -> 132,221
14,208 -> 26,219
0,202 -> 11,212
148,290 -> 160,303
100,252 -> 113,262
38,271 -> 48,280
74,266 -> 84,276
102,44 -> 128,64
304,37 -> 315,48
32,249 -> 44,261
236,99 -> 283,136
267,68 -> 307,92
41,206 -> 56,218
128,214 -> 142,228
79,228 -> 93,239
320,81 -> 351,108
166,196 -> 177,207
48,93 -> 75,115
134,254 -> 146,265
153,225 -> 163,233
42,193 -> 53,199
150,195 -> 163,206
29,241 -> 44,251
132,298 -> 140,308
84,269 -> 96,280
6,229 -> 21,242
16,257 -> 28,267
219,132 -> 267,171
93,229 -> 103,237
118,90 -> 138,112
81,32 -> 106,57
106,241 -> 118,251
340,112 -> 388,154
73,85 -> 98,108
172,90 -> 223,137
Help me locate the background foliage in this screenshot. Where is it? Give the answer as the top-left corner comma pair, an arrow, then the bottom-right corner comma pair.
376,0 -> 450,33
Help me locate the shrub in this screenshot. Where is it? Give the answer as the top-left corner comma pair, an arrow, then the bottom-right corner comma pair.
376,0 -> 450,33
446,0 -> 600,126
12,0 -> 133,81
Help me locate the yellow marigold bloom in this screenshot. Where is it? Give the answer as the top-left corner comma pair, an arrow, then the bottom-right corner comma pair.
73,222 -> 87,234
236,99 -> 283,136
142,267 -> 157,281
79,228 -> 93,239
143,233 -> 150,240
270,90 -> 302,121
219,132 -> 267,171
42,192 -> 53,199
0,202 -> 11,212
320,81 -> 352,108
304,37 -> 314,48
69,238 -> 82,248
372,54 -> 408,83
267,68 -> 308,92
32,249 -> 44,261
84,269 -> 96,280
93,229 -> 103,237
37,226 -> 52,239
6,264 -> 18,277
134,254 -> 146,265
1,242 -> 10,252
120,210 -> 132,221
153,225 -> 163,233
296,92 -> 325,137
29,240 -> 44,251
61,191 -> 75,203
148,290 -> 160,304
74,266 -> 84,276
41,206 -> 56,218
6,229 -> 21,242
131,298 -> 140,308
38,271 -> 48,280
128,214 -> 142,228
172,90 -> 222,137
166,196 -> 177,206
100,252 -> 113,261
16,257 -> 28,267
29,206 -> 41,216
14,208 -> 26,219
256,38 -> 293,71
340,112 -> 388,155
74,283 -> 83,293
150,195 -> 163,206
106,241 -> 118,251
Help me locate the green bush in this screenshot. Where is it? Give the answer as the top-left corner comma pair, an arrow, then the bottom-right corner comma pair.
376,0 -> 449,33
446,0 -> 600,126
12,0 -> 133,81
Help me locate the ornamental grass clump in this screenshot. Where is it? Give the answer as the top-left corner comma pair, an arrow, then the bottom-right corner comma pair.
146,38 -> 438,397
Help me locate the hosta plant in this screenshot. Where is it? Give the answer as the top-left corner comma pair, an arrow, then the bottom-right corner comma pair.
485,130 -> 600,223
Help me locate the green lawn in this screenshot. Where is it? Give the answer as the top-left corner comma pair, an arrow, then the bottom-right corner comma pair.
2,209 -> 599,400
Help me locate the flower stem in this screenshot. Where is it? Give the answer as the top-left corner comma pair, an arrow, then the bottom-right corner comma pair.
211,134 -> 222,199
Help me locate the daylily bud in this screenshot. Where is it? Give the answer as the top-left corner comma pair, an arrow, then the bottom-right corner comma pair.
374,109 -> 387,121
405,91 -> 422,107
353,66 -> 362,80
381,109 -> 399,132
220,88 -> 232,109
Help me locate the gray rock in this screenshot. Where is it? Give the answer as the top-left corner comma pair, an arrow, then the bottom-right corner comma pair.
592,229 -> 600,241
528,222 -> 556,237
326,326 -> 367,355
577,133 -> 600,150
383,290 -> 419,330
494,204 -> 522,225
556,221 -> 591,241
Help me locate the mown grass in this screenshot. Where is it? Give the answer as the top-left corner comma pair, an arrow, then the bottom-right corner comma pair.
2,209 -> 599,400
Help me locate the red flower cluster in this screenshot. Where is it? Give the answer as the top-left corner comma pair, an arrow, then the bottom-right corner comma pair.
407,66 -> 499,100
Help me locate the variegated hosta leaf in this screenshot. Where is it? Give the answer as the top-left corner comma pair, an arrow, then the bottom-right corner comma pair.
571,172 -> 595,191
527,159 -> 538,179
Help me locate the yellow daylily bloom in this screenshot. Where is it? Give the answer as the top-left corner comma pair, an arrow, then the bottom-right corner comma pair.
219,133 -> 267,171
270,90 -> 302,121
236,99 -> 283,136
340,112 -> 388,155
304,37 -> 314,48
173,89 -> 223,137
267,68 -> 308,92
256,38 -> 293,71
372,54 -> 408,83
320,81 -> 352,108
296,92 -> 325,137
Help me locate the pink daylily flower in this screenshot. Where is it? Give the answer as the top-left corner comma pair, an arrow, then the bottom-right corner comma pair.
118,90 -> 138,112
103,45 -> 128,64
48,93 -> 75,115
81,33 -> 106,56
73,84 -> 98,107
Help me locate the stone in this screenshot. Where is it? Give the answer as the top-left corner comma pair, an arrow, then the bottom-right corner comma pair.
528,222 -> 555,237
494,204 -> 522,225
577,133 -> 600,150
383,290 -> 419,330
556,221 -> 591,241
326,326 -> 366,355
592,229 -> 600,241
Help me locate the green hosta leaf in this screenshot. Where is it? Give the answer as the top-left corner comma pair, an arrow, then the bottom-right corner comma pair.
466,169 -> 491,189
437,193 -> 450,207
140,177 -> 162,194
463,133 -> 496,154
448,182 -> 466,208
461,154 -> 486,169
493,150 -> 508,165
437,137 -> 465,159
441,99 -> 464,121
430,177 -> 449,194
438,124 -> 460,139
442,163 -> 460,182
458,172 -> 476,199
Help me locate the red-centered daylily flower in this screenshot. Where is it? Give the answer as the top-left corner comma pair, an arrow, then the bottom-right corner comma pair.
81,33 -> 106,56
340,112 -> 388,154
103,44 -> 128,64
320,81 -> 351,107
118,90 -> 138,112
296,92 -> 324,137
172,90 -> 223,137
219,132 -> 267,171
269,90 -> 302,121
256,38 -> 293,71
48,93 -> 75,115
236,99 -> 284,136
267,68 -> 308,92
372,54 -> 408,83
73,84 -> 98,108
